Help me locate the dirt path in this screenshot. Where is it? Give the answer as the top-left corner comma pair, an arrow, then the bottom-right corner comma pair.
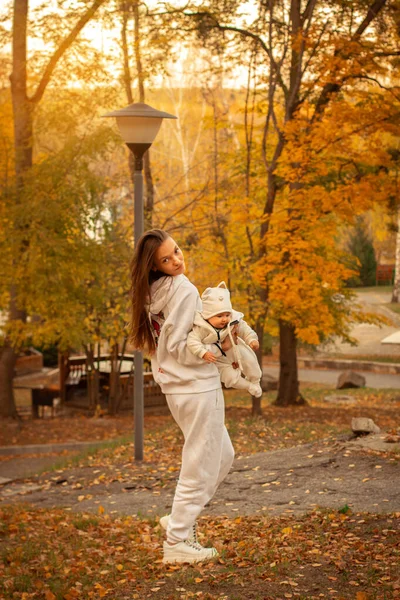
1,434 -> 399,518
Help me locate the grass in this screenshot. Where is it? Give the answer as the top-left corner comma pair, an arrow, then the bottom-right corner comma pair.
387,302 -> 400,315
317,353 -> 400,364
351,285 -> 393,293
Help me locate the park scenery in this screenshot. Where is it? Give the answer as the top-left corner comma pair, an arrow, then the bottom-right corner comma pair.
1,0 -> 400,598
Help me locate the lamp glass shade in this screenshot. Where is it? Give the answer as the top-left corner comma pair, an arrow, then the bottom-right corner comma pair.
115,116 -> 163,144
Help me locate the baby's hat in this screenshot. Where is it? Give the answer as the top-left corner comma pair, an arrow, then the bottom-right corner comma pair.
201,281 -> 232,319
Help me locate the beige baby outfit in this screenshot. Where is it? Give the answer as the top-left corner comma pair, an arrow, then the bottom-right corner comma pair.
187,282 -> 262,397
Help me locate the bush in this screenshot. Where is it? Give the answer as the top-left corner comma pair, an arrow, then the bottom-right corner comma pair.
345,216 -> 377,287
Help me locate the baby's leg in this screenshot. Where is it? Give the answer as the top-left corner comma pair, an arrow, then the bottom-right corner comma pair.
219,364 -> 253,391
236,339 -> 262,383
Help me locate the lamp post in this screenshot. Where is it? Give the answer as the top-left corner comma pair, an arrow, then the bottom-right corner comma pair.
103,102 -> 176,460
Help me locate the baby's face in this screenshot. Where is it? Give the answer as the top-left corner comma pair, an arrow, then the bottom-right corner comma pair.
207,312 -> 231,329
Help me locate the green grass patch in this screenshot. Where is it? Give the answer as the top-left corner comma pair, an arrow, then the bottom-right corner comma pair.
41,434 -> 134,473
387,302 -> 400,315
319,353 -> 400,364
350,285 -> 393,293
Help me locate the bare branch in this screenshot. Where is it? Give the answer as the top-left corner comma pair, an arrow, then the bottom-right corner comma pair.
30,0 -> 106,105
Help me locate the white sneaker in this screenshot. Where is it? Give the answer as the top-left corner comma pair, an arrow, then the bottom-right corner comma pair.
162,539 -> 218,564
248,382 -> 263,397
159,514 -> 197,543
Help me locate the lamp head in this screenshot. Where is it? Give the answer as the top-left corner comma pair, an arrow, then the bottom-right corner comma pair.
103,102 -> 177,144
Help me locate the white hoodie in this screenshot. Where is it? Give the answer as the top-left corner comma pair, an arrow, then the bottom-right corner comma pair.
148,274 -> 221,394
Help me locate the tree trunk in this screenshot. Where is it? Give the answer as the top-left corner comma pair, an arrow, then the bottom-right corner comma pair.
251,320 -> 265,416
121,0 -> 155,229
391,209 -> 400,303
85,346 -> 100,412
274,320 -> 306,407
134,0 -> 154,229
108,343 -> 120,415
0,0 -> 33,417
251,393 -> 262,417
0,346 -> 19,418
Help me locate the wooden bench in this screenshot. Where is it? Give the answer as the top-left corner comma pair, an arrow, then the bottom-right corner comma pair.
14,368 -> 61,418
31,386 -> 60,418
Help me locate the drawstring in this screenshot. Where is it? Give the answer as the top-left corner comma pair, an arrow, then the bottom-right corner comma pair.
227,323 -> 243,371
211,322 -> 243,371
213,342 -> 226,357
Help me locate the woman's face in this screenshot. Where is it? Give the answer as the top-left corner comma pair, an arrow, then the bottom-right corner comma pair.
153,237 -> 185,276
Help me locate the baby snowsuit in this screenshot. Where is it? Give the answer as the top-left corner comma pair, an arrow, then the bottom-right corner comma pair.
187,282 -> 263,397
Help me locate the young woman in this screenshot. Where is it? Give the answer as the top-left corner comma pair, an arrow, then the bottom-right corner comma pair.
129,229 -> 235,564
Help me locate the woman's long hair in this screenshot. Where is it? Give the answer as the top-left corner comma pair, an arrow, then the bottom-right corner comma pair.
129,229 -> 170,354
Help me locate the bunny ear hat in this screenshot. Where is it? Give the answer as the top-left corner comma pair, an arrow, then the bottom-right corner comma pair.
201,281 -> 232,319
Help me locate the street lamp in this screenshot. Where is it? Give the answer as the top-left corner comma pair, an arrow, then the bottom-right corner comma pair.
103,102 -> 177,461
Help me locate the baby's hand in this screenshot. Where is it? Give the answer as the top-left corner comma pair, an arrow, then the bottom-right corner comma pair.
203,351 -> 217,363
249,340 -> 259,351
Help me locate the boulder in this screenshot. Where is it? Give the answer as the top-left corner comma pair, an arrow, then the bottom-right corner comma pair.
336,370 -> 366,389
261,373 -> 278,392
351,417 -> 380,435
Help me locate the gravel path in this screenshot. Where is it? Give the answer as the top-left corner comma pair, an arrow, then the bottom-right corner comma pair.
1,435 -> 398,518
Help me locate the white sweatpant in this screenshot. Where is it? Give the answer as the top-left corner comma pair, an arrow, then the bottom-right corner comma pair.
217,338 -> 262,391
165,388 -> 234,544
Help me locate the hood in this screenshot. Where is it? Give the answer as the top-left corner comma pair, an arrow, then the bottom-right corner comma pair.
148,274 -> 186,314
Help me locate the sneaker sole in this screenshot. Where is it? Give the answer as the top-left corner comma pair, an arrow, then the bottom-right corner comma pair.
162,551 -> 218,564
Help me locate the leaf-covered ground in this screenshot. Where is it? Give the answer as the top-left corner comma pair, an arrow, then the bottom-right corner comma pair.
0,505 -> 399,599
1,386 -> 399,599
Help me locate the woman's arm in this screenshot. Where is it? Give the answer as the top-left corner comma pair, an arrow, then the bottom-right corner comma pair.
162,284 -> 206,366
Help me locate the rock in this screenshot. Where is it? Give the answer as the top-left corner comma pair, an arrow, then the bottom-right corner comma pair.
261,373 -> 278,392
337,370 -> 366,389
323,395 -> 356,404
0,477 -> 13,486
351,417 -> 380,435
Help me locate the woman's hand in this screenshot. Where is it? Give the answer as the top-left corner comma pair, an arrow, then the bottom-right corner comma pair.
202,351 -> 217,363
249,340 -> 259,351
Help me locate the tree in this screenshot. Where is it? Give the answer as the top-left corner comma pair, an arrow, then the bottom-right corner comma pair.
172,0 -> 399,408
1,0 -> 107,417
393,208 -> 400,302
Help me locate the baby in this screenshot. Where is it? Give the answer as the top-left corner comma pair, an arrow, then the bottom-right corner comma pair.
187,282 -> 263,398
